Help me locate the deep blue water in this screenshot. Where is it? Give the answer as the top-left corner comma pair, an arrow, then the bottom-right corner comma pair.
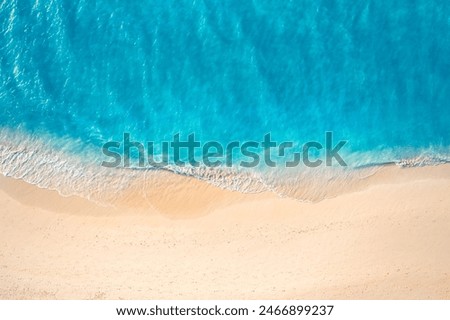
1,0 -> 450,199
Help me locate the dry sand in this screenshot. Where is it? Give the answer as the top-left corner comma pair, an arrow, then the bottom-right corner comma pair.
0,164 -> 449,299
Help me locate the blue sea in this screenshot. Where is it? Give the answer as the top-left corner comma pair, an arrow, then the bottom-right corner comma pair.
1,0 -> 449,202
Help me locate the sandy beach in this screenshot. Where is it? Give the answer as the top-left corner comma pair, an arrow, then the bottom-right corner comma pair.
0,164 -> 449,299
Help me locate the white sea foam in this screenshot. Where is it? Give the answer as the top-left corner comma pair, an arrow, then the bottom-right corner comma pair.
1,128 -> 449,205
0,128 -> 139,205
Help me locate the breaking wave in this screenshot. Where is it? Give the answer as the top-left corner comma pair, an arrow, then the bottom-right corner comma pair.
1,128 -> 448,205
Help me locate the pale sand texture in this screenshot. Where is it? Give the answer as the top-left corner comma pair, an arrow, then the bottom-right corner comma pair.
0,165 -> 449,299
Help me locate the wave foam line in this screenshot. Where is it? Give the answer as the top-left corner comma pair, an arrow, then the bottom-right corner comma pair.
1,128 -> 450,205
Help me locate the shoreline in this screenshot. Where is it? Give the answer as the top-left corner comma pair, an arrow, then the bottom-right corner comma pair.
0,164 -> 449,299
2,127 -> 450,207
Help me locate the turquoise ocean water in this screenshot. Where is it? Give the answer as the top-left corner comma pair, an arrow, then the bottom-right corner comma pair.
1,1 -> 449,201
